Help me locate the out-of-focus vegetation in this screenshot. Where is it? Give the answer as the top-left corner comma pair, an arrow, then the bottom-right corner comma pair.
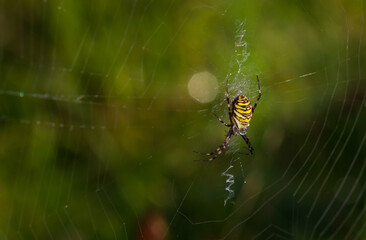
0,0 -> 365,239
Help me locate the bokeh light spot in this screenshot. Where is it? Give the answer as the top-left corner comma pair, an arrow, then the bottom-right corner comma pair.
187,71 -> 218,103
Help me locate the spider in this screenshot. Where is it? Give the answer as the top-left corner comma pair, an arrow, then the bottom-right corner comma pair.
195,75 -> 261,161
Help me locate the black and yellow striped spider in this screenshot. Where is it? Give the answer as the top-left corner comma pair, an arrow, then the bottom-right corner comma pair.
195,75 -> 261,161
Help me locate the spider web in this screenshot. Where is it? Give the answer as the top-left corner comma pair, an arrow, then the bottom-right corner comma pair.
0,0 -> 365,239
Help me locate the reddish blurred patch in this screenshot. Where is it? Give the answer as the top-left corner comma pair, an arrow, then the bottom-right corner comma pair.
138,211 -> 169,240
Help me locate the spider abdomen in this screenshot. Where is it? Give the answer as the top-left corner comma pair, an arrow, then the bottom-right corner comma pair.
232,95 -> 252,130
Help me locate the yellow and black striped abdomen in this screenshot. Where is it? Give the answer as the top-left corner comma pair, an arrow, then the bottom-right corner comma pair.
232,95 -> 252,130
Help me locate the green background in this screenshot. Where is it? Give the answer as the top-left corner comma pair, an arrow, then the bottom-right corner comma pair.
1,0 -> 365,239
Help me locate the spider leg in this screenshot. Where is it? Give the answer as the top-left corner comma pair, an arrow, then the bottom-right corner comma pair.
194,129 -> 233,161
213,113 -> 231,127
241,134 -> 254,155
252,75 -> 262,112
226,79 -> 231,114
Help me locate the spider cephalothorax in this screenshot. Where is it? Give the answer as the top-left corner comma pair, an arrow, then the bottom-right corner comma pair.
195,76 -> 261,161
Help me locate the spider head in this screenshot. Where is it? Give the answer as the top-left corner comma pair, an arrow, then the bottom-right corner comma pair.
239,128 -> 247,136
233,125 -> 247,136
